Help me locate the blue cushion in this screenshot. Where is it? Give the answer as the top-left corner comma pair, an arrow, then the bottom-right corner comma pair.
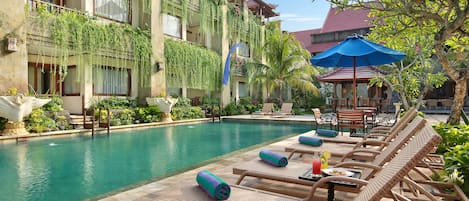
316,129 -> 338,137
196,170 -> 231,200
259,150 -> 288,167
299,136 -> 323,147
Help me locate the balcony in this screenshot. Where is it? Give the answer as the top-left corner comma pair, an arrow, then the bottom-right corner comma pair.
27,0 -> 86,16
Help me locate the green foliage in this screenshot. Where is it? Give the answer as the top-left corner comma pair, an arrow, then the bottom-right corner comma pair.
444,142 -> 469,196
134,106 -> 161,123
29,7 -> 152,87
433,123 -> 469,154
42,96 -> 63,112
238,97 -> 259,113
0,117 -> 7,131
90,97 -> 137,110
25,108 -> 56,133
164,38 -> 222,91
174,97 -> 192,107
247,30 -> 319,102
222,102 -> 245,115
200,96 -> 220,106
171,107 -> 205,120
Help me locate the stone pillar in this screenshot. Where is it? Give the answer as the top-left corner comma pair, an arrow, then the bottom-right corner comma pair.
0,0 -> 28,94
220,4 -> 230,106
138,0 -> 166,103
82,60 -> 93,110
233,80 -> 239,103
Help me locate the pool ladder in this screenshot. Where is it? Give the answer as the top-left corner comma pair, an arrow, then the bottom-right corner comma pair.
206,104 -> 221,123
83,108 -> 110,138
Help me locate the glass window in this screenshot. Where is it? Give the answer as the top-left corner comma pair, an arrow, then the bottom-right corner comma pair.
239,82 -> 248,97
163,14 -> 182,38
93,66 -> 130,96
238,42 -> 250,58
95,0 -> 130,23
63,67 -> 80,96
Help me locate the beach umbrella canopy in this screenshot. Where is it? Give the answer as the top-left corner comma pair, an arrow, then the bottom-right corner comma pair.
310,34 -> 406,109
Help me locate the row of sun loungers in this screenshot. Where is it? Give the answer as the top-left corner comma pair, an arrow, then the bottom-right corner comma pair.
169,108 -> 468,201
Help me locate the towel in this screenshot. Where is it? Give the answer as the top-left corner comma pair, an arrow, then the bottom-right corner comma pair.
196,170 -> 231,200
316,129 -> 338,137
299,136 -> 323,147
259,150 -> 288,167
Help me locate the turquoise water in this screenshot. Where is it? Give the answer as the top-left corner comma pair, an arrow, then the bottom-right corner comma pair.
0,121 -> 311,201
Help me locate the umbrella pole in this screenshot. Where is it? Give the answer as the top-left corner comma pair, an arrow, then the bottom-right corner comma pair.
353,57 -> 357,110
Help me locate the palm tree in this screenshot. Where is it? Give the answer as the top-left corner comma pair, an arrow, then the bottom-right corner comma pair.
247,30 -> 319,102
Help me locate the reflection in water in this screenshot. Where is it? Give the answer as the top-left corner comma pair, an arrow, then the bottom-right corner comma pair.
17,144 -> 50,201
83,144 -> 94,194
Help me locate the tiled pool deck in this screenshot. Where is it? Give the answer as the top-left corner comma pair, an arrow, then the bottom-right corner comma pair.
99,114 -> 447,201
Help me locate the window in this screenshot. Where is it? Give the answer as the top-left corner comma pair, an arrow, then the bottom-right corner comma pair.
28,63 -> 61,95
62,67 -> 80,96
163,14 -> 182,38
93,66 -> 130,96
94,0 -> 130,23
238,42 -> 250,57
239,82 -> 248,97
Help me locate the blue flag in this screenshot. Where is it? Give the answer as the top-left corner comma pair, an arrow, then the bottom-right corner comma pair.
222,43 -> 243,85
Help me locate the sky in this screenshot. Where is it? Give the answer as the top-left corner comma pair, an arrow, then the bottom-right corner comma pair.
265,0 -> 331,32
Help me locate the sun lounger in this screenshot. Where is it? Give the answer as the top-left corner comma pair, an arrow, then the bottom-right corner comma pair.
285,114 -> 423,161
272,103 -> 293,117
251,103 -> 273,116
232,123 -> 441,200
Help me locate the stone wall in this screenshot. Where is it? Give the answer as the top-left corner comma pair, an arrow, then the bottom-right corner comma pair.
0,0 -> 28,94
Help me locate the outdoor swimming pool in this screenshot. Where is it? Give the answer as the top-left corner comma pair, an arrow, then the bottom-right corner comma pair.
0,121 -> 311,201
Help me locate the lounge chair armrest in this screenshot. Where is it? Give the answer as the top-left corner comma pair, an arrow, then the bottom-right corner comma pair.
354,140 -> 388,148
307,176 -> 368,200
339,148 -> 381,162
334,161 -> 383,172
364,133 -> 388,139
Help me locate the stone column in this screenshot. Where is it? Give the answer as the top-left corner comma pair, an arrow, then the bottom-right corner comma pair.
138,0 -> 166,103
220,4 -> 230,106
0,0 -> 28,93
233,80 -> 239,103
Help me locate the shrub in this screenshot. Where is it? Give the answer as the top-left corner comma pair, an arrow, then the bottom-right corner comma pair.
171,107 -> 204,120
444,142 -> 469,196
134,106 -> 161,123
222,102 -> 245,115
433,123 -> 469,154
90,97 -> 137,109
112,109 -> 135,125
0,117 -> 7,131
25,108 -> 56,133
174,97 -> 192,107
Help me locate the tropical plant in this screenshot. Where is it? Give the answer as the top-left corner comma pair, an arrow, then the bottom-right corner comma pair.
329,0 -> 468,125
171,107 -> 205,120
246,30 -> 319,102
25,108 -> 56,133
433,123 -> 469,154
444,142 -> 469,196
134,106 -> 161,123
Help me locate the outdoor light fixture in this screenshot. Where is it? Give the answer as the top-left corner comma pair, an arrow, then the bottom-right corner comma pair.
6,37 -> 19,52
154,62 -> 163,72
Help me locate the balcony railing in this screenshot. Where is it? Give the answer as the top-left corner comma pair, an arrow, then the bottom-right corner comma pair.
28,0 -> 87,16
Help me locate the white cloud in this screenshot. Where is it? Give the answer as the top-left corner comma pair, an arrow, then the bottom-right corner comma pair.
274,13 -> 322,23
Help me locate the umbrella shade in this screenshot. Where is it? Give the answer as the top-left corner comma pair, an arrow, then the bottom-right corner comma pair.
311,34 -> 406,109
311,35 -> 406,67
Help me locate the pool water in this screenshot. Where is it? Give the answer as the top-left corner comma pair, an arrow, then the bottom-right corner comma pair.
0,121 -> 311,201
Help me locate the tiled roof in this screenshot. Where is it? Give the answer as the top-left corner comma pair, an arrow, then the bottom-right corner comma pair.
307,41 -> 339,54
317,66 -> 387,82
321,7 -> 371,33
292,29 -> 321,48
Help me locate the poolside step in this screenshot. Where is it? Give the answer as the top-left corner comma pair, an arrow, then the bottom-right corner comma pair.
69,115 -> 93,129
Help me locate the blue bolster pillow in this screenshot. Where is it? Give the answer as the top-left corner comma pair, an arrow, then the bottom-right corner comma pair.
316,129 -> 338,137
196,170 -> 231,200
259,150 -> 288,167
299,136 -> 323,146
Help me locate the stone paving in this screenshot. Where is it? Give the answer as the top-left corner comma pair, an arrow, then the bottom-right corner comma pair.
100,113 -> 449,201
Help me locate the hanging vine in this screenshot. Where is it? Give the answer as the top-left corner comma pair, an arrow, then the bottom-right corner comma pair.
29,3 -> 152,87
164,38 -> 222,91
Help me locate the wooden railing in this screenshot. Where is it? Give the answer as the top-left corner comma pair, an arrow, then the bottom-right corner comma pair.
28,0 -> 87,16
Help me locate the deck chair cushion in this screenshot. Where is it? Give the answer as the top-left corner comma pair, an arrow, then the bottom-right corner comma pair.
259,150 -> 288,167
196,170 -> 231,200
299,136 -> 323,147
316,129 -> 338,137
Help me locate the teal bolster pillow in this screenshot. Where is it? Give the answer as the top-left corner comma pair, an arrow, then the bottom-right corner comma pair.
316,129 -> 338,137
196,170 -> 231,200
299,136 -> 323,147
259,150 -> 288,167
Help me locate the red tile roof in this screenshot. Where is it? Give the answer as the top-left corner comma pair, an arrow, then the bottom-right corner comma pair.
317,66 -> 387,82
292,29 -> 321,48
307,41 -> 339,54
321,7 -> 371,33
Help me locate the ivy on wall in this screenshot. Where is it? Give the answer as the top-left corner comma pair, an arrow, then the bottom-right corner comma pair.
29,4 -> 152,87
164,38 -> 222,91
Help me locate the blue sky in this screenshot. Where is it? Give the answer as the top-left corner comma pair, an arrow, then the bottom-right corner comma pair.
265,0 -> 331,32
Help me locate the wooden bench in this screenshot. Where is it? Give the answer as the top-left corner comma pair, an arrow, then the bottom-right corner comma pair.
337,110 -> 366,137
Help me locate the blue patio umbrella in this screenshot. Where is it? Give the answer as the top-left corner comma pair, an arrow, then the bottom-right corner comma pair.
311,34 -> 406,109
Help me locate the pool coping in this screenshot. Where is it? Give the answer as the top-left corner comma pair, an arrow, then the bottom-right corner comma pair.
0,118 -> 214,144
